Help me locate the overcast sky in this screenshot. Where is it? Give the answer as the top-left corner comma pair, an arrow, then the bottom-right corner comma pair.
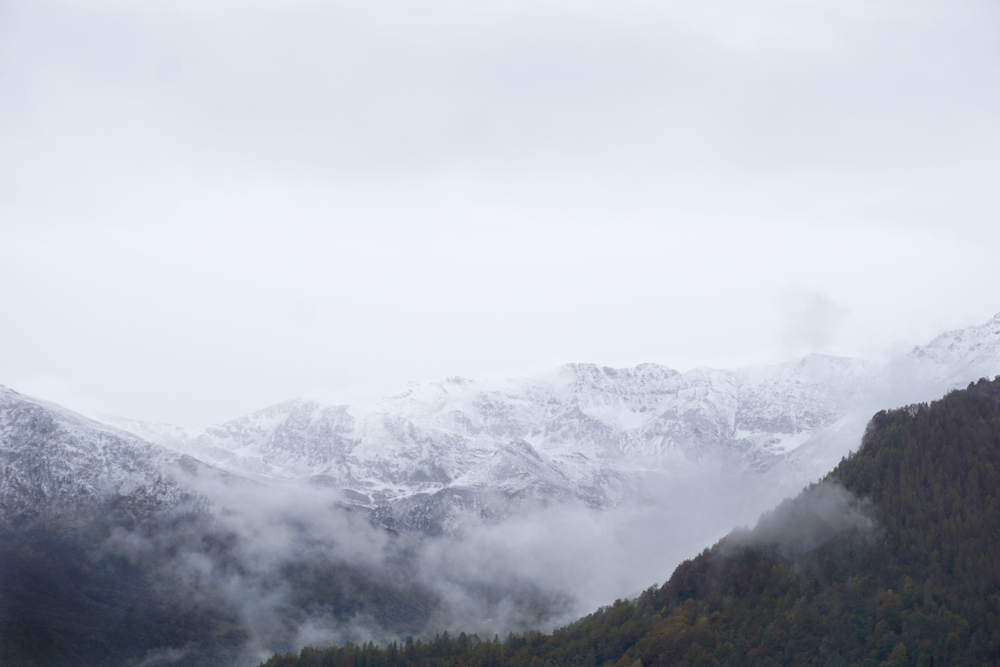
1,0 -> 998,427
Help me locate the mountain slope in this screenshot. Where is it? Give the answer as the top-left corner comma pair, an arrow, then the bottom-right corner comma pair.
908,311 -> 1000,382
0,385 -> 251,666
0,386 -> 450,667
261,375 -> 1000,667
0,384 -> 198,527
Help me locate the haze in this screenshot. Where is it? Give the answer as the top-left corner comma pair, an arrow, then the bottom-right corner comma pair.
1,0 -> 998,427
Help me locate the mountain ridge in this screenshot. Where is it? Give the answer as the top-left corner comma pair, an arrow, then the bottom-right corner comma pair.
94,313 -> 1000,532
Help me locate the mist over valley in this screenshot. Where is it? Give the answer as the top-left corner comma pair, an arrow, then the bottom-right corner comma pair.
2,314 -> 999,665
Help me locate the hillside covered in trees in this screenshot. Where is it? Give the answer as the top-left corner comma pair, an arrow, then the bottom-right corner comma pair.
262,377 -> 1000,667
0,504 -> 440,667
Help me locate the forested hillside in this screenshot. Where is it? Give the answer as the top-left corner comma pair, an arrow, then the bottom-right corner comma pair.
0,510 -> 439,667
262,377 -> 1000,667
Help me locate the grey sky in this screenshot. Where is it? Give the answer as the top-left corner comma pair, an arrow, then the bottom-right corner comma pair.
1,0 -> 998,426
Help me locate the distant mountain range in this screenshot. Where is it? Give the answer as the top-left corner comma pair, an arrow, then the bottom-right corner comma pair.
83,311 -> 1000,533
4,312 -> 998,534
1,312 -> 998,536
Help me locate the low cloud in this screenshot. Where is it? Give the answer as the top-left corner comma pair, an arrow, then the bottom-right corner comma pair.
93,457 -> 805,663
779,289 -> 849,355
135,647 -> 190,667
723,479 -> 876,557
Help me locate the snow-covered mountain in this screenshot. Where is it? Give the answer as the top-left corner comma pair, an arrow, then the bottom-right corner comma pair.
5,312 -> 999,534
0,384 -> 200,527
95,312 -> 1000,533
907,311 -> 1000,383
103,358 -> 869,517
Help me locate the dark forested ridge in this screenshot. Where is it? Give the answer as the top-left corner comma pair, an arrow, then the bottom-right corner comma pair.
0,506 -> 440,667
262,377 -> 1000,667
